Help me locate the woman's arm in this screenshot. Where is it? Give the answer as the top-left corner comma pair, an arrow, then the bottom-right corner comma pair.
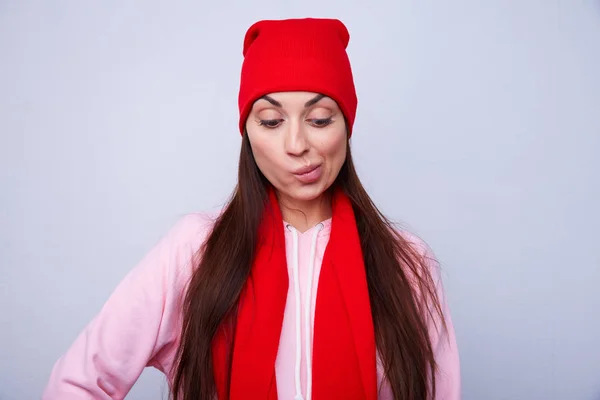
404,232 -> 462,400
430,271 -> 461,400
42,213 -> 212,400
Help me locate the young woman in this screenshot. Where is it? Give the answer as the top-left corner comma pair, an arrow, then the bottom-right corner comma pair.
43,18 -> 460,400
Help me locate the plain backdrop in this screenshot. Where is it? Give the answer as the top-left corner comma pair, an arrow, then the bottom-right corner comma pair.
1,1 -> 599,399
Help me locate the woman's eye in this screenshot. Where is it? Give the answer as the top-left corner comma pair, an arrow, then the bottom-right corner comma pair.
309,118 -> 333,127
259,119 -> 283,128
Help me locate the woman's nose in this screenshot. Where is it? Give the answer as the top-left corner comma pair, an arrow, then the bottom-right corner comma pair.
284,120 -> 310,156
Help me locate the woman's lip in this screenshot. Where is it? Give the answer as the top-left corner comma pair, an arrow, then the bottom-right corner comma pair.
293,165 -> 322,183
293,164 -> 321,175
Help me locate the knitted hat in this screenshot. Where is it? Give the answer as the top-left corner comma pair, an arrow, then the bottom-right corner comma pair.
238,18 -> 358,136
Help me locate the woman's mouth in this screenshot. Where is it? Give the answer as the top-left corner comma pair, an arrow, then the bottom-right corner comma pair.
293,164 -> 322,184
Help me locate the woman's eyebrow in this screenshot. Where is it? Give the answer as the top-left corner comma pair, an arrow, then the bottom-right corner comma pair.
304,94 -> 326,107
259,95 -> 282,107
258,93 -> 326,108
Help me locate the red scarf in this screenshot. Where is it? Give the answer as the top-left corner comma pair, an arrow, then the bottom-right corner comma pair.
212,188 -> 377,400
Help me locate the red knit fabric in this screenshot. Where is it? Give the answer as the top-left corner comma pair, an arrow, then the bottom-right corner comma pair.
237,18 -> 358,136
212,187 -> 377,400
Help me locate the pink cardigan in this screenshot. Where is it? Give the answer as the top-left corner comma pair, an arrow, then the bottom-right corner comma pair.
43,213 -> 461,399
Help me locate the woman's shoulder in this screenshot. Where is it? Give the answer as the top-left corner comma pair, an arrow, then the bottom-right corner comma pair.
163,209 -> 221,257
392,226 -> 444,285
166,210 -> 220,245
136,210 -> 222,282
394,227 -> 437,264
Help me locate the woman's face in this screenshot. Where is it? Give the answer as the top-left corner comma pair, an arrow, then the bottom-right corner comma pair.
245,91 -> 347,204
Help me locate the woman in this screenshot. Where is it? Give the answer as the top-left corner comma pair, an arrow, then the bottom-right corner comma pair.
43,18 -> 460,400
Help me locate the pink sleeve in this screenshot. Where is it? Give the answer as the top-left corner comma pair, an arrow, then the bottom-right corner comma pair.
430,269 -> 461,400
42,214 -> 212,400
404,232 -> 462,400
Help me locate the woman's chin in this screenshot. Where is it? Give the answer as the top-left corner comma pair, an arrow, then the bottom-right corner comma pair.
284,182 -> 332,203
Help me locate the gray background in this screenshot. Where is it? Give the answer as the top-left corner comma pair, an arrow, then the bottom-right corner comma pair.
1,1 -> 599,399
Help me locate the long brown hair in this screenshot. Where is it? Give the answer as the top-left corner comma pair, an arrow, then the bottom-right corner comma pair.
172,133 -> 445,400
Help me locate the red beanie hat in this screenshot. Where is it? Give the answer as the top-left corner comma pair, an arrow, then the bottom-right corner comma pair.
238,18 -> 358,136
